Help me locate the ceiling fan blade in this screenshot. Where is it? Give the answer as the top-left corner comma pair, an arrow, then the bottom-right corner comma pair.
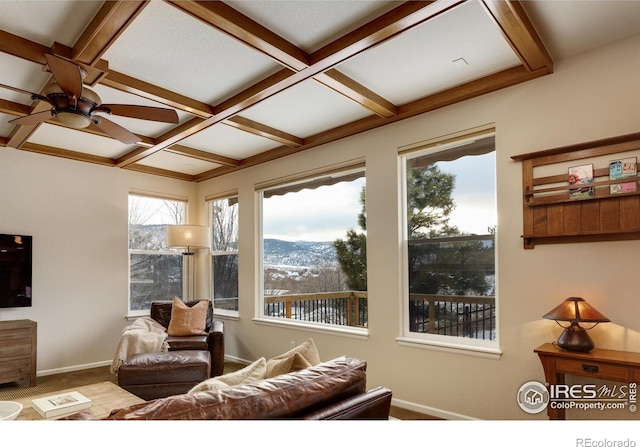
99,104 -> 179,123
10,110 -> 55,126
91,116 -> 141,144
0,83 -> 41,99
45,53 -> 83,99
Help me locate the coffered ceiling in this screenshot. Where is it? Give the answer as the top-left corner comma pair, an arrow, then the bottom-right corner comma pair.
1,1 -> 639,182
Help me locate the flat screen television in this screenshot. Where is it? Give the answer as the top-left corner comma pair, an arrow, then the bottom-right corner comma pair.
0,234 -> 32,308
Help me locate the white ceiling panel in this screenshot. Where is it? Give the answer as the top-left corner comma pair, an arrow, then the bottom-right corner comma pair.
240,79 -> 373,138
227,0 -> 399,52
102,0 -> 283,105
522,0 -> 640,61
181,122 -> 281,159
135,150 -> 222,176
337,0 -> 521,104
0,0 -> 102,47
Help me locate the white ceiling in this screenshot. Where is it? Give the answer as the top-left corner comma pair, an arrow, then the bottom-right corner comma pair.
1,0 -> 639,182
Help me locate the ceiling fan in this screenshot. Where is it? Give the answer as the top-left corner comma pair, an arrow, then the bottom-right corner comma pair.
0,53 -> 179,144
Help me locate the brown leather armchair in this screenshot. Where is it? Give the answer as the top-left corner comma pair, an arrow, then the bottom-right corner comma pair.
150,299 -> 224,377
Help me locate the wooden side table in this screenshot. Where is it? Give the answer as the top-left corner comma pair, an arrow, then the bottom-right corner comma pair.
534,343 -> 640,419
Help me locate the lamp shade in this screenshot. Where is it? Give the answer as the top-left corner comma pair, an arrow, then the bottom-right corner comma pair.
543,297 -> 610,323
166,225 -> 210,250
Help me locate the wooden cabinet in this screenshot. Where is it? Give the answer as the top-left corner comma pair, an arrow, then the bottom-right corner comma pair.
0,319 -> 37,386
512,132 -> 640,248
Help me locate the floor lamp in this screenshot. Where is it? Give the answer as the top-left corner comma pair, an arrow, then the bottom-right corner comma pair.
166,225 -> 210,301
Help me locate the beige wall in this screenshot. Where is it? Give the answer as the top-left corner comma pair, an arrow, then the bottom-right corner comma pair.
197,33 -> 640,420
0,152 -> 197,373
0,33 -> 638,420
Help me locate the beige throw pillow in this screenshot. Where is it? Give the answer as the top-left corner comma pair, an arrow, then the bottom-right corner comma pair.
265,338 -> 320,378
167,297 -> 208,336
188,357 -> 267,393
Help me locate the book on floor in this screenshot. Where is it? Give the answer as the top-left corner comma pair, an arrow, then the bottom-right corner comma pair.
31,391 -> 91,419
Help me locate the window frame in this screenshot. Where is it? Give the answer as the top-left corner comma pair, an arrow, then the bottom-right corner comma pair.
208,194 -> 239,318
255,163 -> 369,336
127,192 -> 187,317
398,129 -> 501,358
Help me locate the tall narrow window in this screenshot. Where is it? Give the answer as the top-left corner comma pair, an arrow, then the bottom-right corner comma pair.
128,194 -> 185,314
210,196 -> 239,314
259,167 -> 367,331
402,134 -> 497,350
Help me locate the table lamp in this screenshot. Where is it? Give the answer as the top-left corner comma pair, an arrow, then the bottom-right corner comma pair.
543,297 -> 610,352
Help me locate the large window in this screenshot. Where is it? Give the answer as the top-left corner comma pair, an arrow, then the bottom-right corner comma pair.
128,194 -> 185,314
401,133 -> 497,351
259,166 -> 367,330
210,196 -> 239,314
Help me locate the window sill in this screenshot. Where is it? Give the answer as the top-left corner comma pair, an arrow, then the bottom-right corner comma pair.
213,310 -> 239,321
253,317 -> 368,340
396,336 -> 502,360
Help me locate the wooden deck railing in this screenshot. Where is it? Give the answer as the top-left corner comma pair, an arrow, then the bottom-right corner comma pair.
264,291 -> 368,328
263,291 -> 495,340
409,293 -> 496,339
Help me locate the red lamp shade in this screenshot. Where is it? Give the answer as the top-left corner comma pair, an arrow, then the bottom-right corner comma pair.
543,297 -> 610,352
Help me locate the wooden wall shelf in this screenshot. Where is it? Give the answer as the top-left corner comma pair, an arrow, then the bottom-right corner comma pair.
512,132 -> 640,249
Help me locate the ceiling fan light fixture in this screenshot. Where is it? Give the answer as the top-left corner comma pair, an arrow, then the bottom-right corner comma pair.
56,110 -> 91,128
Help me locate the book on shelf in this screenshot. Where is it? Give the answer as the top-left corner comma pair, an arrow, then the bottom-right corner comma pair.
31,391 -> 91,419
609,157 -> 637,194
568,164 -> 594,198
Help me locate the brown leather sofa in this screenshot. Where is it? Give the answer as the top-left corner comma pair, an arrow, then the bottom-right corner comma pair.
117,300 -> 224,400
99,357 -> 391,420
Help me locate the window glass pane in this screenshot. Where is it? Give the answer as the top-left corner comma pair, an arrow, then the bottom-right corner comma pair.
210,197 -> 239,312
261,170 -> 367,329
128,194 -> 185,313
130,253 -> 183,310
405,137 -> 496,342
212,254 -> 238,311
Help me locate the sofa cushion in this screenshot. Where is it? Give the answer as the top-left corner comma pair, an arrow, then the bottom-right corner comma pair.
167,297 -> 208,336
188,357 -> 267,393
166,335 -> 209,351
265,338 -> 320,378
151,299 -> 213,332
105,356 -> 367,420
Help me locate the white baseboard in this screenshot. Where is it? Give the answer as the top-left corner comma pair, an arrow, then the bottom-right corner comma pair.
37,360 -> 112,377
391,397 -> 477,420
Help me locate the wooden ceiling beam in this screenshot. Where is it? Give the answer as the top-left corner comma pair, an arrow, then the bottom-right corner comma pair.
166,0 -> 309,71
0,98 -> 31,117
224,116 -> 303,147
314,69 -> 398,118
73,0 -> 149,68
123,163 -> 196,181
481,0 -> 553,73
101,69 -> 216,118
165,145 -> 241,167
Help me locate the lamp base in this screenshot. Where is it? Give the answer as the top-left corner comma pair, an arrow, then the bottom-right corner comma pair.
556,322 -> 594,352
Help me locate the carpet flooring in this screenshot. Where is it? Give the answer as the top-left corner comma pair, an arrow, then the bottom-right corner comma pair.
0,363 -> 437,420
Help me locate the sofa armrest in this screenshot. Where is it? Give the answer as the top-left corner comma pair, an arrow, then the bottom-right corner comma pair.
302,386 -> 392,420
207,320 -> 224,377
